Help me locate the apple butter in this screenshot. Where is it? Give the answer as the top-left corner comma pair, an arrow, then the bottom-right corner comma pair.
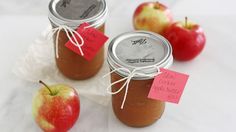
48,0 -> 108,80
107,31 -> 173,127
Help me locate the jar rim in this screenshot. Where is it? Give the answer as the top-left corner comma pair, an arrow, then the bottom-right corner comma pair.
48,0 -> 108,29
107,31 -> 173,80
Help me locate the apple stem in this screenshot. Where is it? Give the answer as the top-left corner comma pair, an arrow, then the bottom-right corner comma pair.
185,17 -> 188,29
39,80 -> 53,95
155,1 -> 160,9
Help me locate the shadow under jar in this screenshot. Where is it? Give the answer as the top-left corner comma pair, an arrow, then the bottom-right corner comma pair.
48,0 -> 108,80
107,31 -> 173,127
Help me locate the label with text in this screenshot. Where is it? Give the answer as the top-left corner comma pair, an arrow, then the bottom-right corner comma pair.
80,4 -> 97,19
126,58 -> 155,63
131,38 -> 147,45
65,23 -> 109,61
148,68 -> 189,104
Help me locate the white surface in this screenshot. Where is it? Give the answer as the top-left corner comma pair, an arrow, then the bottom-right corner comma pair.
1,0 -> 236,132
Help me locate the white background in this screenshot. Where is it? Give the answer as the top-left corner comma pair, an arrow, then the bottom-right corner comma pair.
0,0 -> 236,132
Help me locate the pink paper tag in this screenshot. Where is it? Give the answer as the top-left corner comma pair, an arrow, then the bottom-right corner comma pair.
148,68 -> 189,104
65,23 -> 109,61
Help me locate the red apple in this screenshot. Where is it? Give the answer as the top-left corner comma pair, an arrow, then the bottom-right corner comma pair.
133,2 -> 173,34
32,81 -> 80,132
163,17 -> 206,61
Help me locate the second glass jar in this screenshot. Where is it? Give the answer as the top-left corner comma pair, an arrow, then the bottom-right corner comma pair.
107,31 -> 173,127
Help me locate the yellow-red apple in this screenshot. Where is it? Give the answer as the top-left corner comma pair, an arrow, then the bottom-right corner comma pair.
32,81 -> 80,132
133,2 -> 173,34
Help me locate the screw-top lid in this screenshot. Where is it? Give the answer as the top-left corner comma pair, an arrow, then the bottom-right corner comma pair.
107,31 -> 173,80
49,0 -> 107,29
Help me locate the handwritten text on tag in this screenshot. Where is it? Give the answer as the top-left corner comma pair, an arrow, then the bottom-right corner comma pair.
148,68 -> 189,104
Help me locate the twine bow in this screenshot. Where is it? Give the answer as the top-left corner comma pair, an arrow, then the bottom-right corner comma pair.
49,25 -> 84,58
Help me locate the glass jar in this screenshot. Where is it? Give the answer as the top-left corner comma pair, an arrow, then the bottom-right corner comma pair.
48,0 -> 108,80
107,31 -> 173,127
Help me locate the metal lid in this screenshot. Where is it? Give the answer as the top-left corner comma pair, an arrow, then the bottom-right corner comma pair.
107,31 -> 173,80
48,0 -> 107,29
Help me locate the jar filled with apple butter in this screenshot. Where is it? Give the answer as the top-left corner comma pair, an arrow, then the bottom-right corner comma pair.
107,31 -> 173,127
48,0 -> 108,80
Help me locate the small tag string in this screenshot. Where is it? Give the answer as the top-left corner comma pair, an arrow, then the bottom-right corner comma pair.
84,19 -> 104,29
103,66 -> 162,109
49,25 -> 84,58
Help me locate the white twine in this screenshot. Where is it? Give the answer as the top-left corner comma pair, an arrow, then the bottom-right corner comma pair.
103,66 -> 162,109
49,25 -> 84,58
84,19 -> 104,29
